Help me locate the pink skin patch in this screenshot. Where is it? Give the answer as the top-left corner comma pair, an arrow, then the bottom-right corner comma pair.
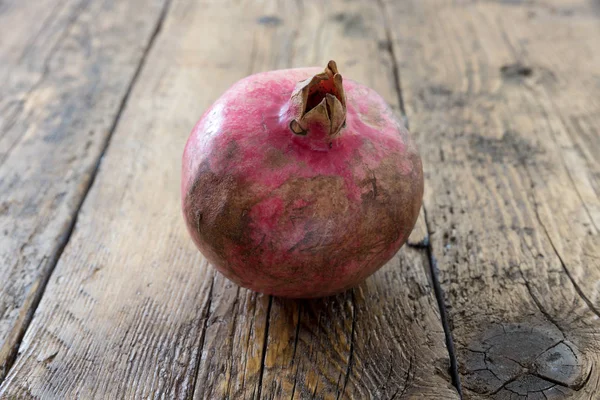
182,67 -> 421,298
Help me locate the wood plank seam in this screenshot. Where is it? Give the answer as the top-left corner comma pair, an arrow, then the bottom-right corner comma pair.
422,217 -> 464,399
188,273 -> 215,400
224,286 -> 242,397
0,0 -> 173,386
336,289 -> 356,400
375,0 -> 464,397
288,304 -> 302,400
383,1 -> 600,396
255,295 -> 273,400
374,0 -> 409,131
0,1 -> 463,397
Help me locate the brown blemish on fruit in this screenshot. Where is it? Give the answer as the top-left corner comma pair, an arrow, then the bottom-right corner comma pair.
185,145 -> 423,297
184,161 -> 254,265
263,147 -> 289,168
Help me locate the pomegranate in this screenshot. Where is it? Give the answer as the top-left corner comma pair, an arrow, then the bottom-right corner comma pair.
182,61 -> 423,298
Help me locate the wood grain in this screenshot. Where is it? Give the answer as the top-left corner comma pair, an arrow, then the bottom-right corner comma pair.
383,0 -> 600,398
0,0 -> 458,398
0,0 -> 169,381
257,1 -> 456,398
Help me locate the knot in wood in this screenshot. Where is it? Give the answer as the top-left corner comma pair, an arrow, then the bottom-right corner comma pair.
459,323 -> 591,399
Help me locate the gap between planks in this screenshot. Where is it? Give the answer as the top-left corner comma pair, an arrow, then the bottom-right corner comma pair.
1,1 -> 462,397
0,0 -> 174,386
188,274 -> 215,400
375,0 -> 464,397
255,296 -> 273,400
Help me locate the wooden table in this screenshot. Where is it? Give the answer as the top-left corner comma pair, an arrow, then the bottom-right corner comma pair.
0,0 -> 599,398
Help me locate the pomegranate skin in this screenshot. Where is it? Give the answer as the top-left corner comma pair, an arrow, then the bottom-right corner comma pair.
182,63 -> 423,298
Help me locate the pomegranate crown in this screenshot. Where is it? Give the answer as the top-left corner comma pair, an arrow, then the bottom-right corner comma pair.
289,60 -> 347,139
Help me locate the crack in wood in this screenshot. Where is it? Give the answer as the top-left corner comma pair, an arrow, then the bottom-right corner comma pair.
538,90 -> 600,233
515,140 -> 600,320
374,0 -> 409,130
518,268 -> 568,339
255,295 -> 273,400
392,355 -> 413,399
0,0 -> 173,388
464,322 -> 588,395
291,303 -> 302,363
423,232 -> 464,399
374,1 -> 462,397
225,286 -> 242,398
189,274 -> 215,400
336,289 -> 356,400
382,352 -> 394,392
241,300 -> 257,395
497,5 -> 600,320
290,370 -> 298,400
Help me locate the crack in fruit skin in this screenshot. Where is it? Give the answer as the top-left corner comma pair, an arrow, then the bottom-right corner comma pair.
182,66 -> 423,298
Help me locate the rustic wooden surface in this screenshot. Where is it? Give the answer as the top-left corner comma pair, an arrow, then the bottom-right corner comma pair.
0,0 -> 598,399
384,0 -> 600,398
0,0 -> 169,381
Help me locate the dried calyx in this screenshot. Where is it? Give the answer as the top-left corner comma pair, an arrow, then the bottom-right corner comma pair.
289,60 -> 347,138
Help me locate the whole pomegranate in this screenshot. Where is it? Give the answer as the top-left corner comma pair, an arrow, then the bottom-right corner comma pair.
182,61 -> 423,298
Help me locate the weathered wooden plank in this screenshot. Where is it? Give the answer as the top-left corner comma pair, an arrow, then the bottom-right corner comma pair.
384,0 -> 600,398
0,0 -> 458,398
0,0 -> 169,381
255,1 -> 457,398
0,0 -> 86,140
